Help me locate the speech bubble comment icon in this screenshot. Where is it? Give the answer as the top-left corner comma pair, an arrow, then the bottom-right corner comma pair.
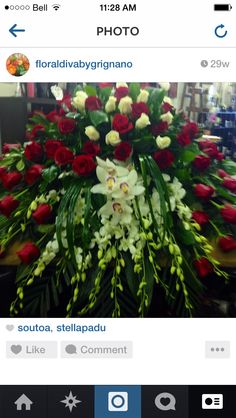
65,344 -> 77,355
155,392 -> 176,411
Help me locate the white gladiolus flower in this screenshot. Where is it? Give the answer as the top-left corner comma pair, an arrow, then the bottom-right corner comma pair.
156,135 -> 171,149
85,125 -> 100,141
72,91 -> 88,112
159,82 -> 170,91
160,111 -> 173,125
137,89 -> 149,103
135,113 -> 151,129
105,130 -> 121,146
118,96 -> 133,114
105,96 -> 117,113
51,85 -> 63,101
116,82 -> 128,88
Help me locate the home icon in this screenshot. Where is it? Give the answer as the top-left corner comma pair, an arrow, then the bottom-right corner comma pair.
14,394 -> 33,411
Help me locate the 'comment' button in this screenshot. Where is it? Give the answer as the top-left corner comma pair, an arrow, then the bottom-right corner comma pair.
61,341 -> 133,358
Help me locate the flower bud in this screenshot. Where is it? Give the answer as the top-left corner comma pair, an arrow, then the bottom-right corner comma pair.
135,113 -> 151,129
85,126 -> 100,141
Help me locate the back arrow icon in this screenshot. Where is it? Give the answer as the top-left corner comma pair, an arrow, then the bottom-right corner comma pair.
9,24 -> 26,37
215,24 -> 228,38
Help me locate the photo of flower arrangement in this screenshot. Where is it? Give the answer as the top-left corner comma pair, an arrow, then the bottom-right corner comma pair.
6,53 -> 30,77
0,82 -> 236,318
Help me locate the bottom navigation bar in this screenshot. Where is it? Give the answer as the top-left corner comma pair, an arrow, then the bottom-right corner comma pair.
0,386 -> 235,417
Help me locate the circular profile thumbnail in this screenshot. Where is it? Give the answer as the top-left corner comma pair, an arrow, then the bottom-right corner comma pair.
6,53 -> 30,77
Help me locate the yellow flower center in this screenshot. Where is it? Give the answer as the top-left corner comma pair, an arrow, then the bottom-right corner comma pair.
120,182 -> 129,194
106,176 -> 116,190
112,202 -> 123,214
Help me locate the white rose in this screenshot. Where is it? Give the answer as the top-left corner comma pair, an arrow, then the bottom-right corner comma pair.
72,91 -> 88,112
118,96 -> 133,115
85,126 -> 100,141
160,111 -> 173,125
156,135 -> 171,149
159,82 -> 170,91
116,82 -> 128,88
135,113 -> 151,129
105,96 -> 117,113
105,130 -> 121,146
163,96 -> 172,105
137,89 -> 149,103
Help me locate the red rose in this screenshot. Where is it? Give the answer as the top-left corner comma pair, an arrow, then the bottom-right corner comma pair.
194,184 -> 215,199
85,96 -> 102,111
112,114 -> 133,135
2,172 -> 22,190
46,110 -> 61,124
32,204 -> 52,224
58,118 -> 76,134
215,152 -> 224,161
17,242 -> 40,264
177,132 -> 191,147
0,195 -> 19,217
132,102 -> 149,119
58,94 -> 73,111
115,86 -> 129,101
0,167 -> 7,180
183,122 -> 198,139
151,122 -> 168,136
192,211 -> 209,225
218,236 -> 236,252
192,155 -> 211,171
222,177 -> 236,193
198,141 -> 219,158
114,142 -> 132,161
153,150 -> 175,170
221,205 -> 236,224
25,165 -> 44,185
31,124 -> 45,139
72,155 -> 96,176
24,141 -> 43,162
162,102 -> 173,113
45,140 -> 62,159
54,146 -> 74,166
81,141 -> 101,157
218,169 -> 229,178
194,257 -> 213,278
2,143 -> 21,154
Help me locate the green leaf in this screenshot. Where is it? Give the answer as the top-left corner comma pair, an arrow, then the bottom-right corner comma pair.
16,160 -> 25,171
89,111 -> 109,127
82,187 -> 92,248
42,166 -> 59,183
180,143 -> 199,163
66,112 -> 81,120
132,136 -> 155,153
129,83 -> 141,101
148,88 -> 165,120
222,160 -> 236,175
38,224 -> 55,234
176,227 -> 196,245
84,85 -> 97,96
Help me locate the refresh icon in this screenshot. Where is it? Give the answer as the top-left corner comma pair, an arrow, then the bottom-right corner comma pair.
215,24 -> 228,38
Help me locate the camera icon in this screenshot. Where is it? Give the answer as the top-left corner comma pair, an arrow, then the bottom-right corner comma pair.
108,392 -> 128,412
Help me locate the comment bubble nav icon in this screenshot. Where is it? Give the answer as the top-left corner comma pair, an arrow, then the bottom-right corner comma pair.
65,344 -> 77,355
155,392 -> 176,411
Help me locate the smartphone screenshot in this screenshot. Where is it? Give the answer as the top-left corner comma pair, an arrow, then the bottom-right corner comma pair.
0,0 -> 236,416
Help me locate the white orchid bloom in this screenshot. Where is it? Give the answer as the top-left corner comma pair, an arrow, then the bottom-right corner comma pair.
99,200 -> 133,225
95,157 -> 129,177
112,170 -> 145,200
91,166 -> 119,196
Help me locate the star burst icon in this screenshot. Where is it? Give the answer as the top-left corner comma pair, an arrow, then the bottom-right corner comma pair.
60,390 -> 82,413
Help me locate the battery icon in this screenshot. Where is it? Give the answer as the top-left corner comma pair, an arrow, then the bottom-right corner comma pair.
214,4 -> 232,10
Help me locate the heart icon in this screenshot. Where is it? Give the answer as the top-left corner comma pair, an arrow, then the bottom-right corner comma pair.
160,397 -> 171,406
11,345 -> 22,355
6,325 -> 14,331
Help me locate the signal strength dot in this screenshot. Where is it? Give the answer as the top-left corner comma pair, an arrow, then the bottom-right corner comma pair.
52,4 -> 61,11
